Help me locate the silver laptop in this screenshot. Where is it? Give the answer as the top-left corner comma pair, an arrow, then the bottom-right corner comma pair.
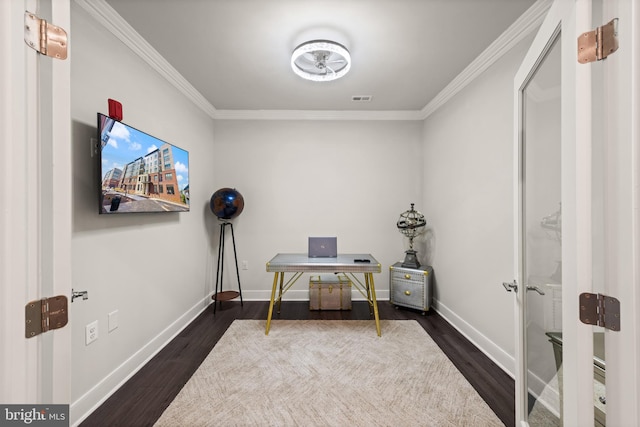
308,237 -> 337,258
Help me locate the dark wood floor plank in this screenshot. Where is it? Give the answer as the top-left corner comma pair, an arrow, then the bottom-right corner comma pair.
80,301 -> 514,427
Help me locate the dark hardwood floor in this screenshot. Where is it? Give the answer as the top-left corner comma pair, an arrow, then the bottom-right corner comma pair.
80,301 -> 515,426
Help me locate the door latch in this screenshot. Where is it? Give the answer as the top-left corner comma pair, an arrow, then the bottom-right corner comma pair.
502,281 -> 518,293
526,285 -> 546,296
72,289 -> 88,302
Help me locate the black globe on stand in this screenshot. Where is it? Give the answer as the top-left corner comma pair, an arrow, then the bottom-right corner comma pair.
210,187 -> 244,220
210,188 -> 244,313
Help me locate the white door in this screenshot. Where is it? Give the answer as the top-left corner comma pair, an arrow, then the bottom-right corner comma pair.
597,0 -> 640,424
0,0 -> 71,408
511,0 -> 640,426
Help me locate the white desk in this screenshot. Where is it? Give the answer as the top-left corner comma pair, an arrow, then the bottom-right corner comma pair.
265,253 -> 382,336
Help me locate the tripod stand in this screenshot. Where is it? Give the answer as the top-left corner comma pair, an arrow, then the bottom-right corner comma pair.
213,221 -> 243,313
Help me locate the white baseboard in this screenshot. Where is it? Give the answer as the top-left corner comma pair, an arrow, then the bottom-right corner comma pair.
432,298 -> 515,379
70,296 -> 212,426
433,299 -> 562,416
527,371 -> 561,417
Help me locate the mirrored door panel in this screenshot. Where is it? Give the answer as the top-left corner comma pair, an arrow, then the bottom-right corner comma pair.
522,33 -> 562,426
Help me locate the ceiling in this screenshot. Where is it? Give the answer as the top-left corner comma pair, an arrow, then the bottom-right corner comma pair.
104,0 -> 538,113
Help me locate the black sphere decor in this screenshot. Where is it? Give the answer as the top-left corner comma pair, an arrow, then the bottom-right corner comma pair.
210,188 -> 244,220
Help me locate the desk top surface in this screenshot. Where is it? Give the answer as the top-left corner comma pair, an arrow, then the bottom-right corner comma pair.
266,253 -> 381,273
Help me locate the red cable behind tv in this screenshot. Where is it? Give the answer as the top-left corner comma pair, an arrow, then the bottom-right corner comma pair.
108,99 -> 122,121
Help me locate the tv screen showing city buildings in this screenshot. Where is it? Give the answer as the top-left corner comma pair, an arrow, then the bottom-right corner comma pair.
98,113 -> 190,214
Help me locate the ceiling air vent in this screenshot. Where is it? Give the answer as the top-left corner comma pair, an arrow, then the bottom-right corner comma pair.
351,95 -> 372,102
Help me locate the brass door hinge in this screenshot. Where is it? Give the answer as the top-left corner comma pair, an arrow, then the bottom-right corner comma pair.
578,18 -> 619,64
25,296 -> 68,338
579,293 -> 620,331
24,11 -> 68,60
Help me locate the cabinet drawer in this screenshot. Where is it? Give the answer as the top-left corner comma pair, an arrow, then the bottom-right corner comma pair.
391,279 -> 426,310
391,268 -> 428,283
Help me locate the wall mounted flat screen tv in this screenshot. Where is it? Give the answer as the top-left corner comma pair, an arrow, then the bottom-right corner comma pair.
98,113 -> 190,214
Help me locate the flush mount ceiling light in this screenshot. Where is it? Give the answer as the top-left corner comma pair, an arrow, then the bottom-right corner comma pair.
291,40 -> 351,82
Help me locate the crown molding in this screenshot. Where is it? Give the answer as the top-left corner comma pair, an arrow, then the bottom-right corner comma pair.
212,109 -> 425,121
419,0 -> 552,120
75,0 -> 551,122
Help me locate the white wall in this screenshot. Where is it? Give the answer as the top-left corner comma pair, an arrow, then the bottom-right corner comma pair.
211,119 -> 424,300
421,35 -> 534,374
70,4 -> 217,423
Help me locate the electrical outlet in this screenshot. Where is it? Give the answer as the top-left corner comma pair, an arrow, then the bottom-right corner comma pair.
108,310 -> 119,332
86,320 -> 98,345
242,260 -> 249,270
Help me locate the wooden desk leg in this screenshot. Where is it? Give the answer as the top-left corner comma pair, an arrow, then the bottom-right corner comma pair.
265,272 -> 279,335
367,273 -> 381,337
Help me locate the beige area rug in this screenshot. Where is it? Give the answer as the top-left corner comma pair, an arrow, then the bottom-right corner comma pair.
154,320 -> 503,427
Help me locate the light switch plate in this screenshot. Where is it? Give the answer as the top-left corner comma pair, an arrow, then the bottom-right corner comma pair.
108,310 -> 119,332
